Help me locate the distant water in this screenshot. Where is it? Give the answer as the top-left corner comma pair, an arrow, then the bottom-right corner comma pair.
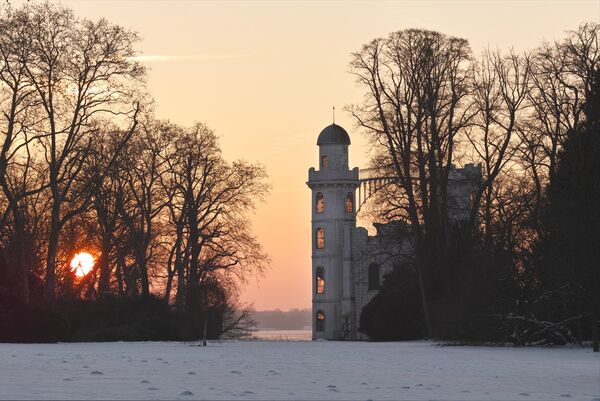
251,329 -> 312,341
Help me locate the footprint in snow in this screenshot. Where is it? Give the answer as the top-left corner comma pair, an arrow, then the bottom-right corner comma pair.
230,370 -> 242,374
180,391 -> 194,396
82,365 -> 89,369
519,393 -> 530,397
140,380 -> 150,384
156,357 -> 163,361
63,378 -> 72,381
147,387 -> 158,391
361,382 -> 368,385
90,371 -> 103,375
187,372 -> 196,375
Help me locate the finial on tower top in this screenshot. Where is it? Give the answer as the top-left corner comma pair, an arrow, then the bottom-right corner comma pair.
333,106 -> 335,124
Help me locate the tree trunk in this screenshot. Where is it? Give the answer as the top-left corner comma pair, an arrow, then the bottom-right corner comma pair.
175,258 -> 185,312
136,247 -> 150,297
115,256 -> 124,296
12,214 -> 30,304
484,188 -> 493,253
415,246 -> 433,338
98,236 -> 112,295
44,204 -> 61,302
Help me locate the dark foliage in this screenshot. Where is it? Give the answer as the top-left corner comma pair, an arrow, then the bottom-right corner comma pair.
359,265 -> 425,340
180,281 -> 225,341
429,228 -> 517,342
0,293 -> 235,343
360,225 -> 518,342
531,69 -> 600,349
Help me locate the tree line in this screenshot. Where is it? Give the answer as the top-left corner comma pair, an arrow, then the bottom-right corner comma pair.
351,25 -> 599,350
0,2 -> 268,342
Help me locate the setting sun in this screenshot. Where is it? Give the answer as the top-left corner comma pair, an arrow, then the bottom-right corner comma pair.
70,252 -> 95,278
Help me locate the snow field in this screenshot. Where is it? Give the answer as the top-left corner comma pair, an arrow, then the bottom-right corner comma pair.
0,340 -> 598,400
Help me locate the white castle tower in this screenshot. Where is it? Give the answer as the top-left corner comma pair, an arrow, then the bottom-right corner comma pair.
307,123 -> 359,340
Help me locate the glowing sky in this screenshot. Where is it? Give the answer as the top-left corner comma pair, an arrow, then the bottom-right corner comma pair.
44,0 -> 600,310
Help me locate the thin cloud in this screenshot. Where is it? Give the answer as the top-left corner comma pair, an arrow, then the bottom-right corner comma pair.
129,54 -> 250,63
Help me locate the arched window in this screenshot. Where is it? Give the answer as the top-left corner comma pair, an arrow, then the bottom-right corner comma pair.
316,192 -> 324,213
315,267 -> 325,294
321,156 -> 329,168
316,228 -> 324,249
368,263 -> 380,290
345,192 -> 354,213
316,311 -> 325,331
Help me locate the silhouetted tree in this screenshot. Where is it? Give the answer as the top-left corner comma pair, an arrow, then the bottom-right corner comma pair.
349,29 -> 474,337
535,69 -> 600,351
0,3 -> 145,301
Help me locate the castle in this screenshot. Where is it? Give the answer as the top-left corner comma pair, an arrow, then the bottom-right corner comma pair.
307,123 -> 481,340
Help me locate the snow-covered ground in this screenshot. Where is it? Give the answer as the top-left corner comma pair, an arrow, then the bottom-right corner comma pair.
0,340 -> 598,400
251,329 -> 312,341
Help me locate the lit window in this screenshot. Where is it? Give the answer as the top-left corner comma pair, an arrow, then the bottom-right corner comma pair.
316,267 -> 325,294
368,263 -> 380,290
345,192 -> 353,213
316,192 -> 324,213
316,228 -> 324,249
321,156 -> 328,168
316,311 -> 325,331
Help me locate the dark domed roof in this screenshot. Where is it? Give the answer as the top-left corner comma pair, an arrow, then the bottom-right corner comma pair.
317,124 -> 351,146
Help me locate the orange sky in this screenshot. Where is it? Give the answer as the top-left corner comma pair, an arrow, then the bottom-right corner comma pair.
36,0 -> 600,310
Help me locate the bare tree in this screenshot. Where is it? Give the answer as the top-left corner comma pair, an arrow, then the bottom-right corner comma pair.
116,119 -> 170,297
0,4 -> 42,303
466,50 -> 531,250
519,23 -> 600,213
161,122 -> 269,311
348,29 -> 473,336
7,3 -> 145,301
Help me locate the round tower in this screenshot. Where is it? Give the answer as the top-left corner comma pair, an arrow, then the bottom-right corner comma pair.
307,123 -> 359,340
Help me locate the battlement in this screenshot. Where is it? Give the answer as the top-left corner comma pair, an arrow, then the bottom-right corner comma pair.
307,166 -> 360,186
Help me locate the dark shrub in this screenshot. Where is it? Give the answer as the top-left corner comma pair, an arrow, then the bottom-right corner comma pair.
359,266 -> 425,340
